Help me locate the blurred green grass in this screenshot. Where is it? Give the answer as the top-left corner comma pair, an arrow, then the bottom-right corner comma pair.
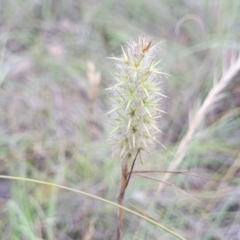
0,0 -> 240,239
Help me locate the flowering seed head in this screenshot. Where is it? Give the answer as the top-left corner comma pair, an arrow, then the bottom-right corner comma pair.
107,35 -> 167,163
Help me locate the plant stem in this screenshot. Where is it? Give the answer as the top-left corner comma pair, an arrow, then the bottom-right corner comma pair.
117,149 -> 140,240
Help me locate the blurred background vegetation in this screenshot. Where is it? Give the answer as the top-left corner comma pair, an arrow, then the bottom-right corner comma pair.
0,0 -> 240,239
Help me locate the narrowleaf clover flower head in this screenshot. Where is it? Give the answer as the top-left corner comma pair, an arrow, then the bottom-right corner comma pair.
107,35 -> 167,164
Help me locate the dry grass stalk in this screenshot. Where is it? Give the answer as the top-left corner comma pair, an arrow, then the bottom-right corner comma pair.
86,60 -> 101,139
83,218 -> 96,240
158,54 -> 240,193
87,60 -> 101,110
